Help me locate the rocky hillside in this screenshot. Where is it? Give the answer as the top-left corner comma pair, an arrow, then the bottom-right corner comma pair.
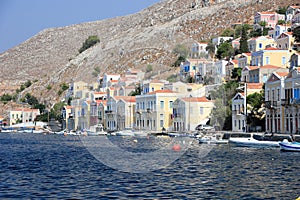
0,0 -> 295,110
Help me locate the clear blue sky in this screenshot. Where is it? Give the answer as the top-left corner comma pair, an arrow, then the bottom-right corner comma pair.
0,0 -> 161,53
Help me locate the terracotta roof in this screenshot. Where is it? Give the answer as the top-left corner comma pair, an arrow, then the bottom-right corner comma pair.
258,11 -> 276,15
260,65 -> 281,69
65,106 -> 73,109
264,47 -> 279,50
94,92 -> 106,95
114,96 -> 136,103
148,89 -> 177,94
182,96 -> 211,102
275,72 -> 289,77
248,66 -> 259,70
247,83 -> 263,89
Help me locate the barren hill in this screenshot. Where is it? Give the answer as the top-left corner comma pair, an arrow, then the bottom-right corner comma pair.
0,0 -> 295,109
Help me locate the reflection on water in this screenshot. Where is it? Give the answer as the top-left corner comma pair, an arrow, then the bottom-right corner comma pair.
0,133 -> 299,199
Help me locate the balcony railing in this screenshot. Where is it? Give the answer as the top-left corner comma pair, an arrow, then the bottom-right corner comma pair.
281,99 -> 290,107
291,98 -> 300,106
265,101 -> 277,109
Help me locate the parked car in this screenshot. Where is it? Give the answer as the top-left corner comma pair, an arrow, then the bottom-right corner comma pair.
195,124 -> 215,131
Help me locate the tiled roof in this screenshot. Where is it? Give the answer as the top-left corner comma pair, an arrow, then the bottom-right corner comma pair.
114,96 -> 136,103
249,66 -> 259,70
275,72 -> 289,77
247,83 -> 263,89
260,65 -> 281,69
182,96 -> 211,102
148,89 -> 177,94
264,47 -> 279,50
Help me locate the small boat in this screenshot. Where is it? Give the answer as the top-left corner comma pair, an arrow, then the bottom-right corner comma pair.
199,133 -> 228,144
229,134 -> 279,147
114,128 -> 135,136
85,124 -> 107,136
279,139 -> 300,152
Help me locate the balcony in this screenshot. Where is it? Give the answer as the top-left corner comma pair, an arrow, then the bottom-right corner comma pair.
281,99 -> 290,107
291,98 -> 300,106
265,101 -> 277,109
232,109 -> 245,115
105,110 -> 113,114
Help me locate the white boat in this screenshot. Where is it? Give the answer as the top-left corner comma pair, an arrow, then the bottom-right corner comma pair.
199,133 -> 228,144
279,139 -> 300,152
229,134 -> 279,147
115,128 -> 135,136
85,124 -> 107,136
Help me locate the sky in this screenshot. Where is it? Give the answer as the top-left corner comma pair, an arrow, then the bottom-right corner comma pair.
0,0 -> 161,53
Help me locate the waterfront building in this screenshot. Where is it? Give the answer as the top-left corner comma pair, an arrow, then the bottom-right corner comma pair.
62,106 -> 73,131
172,96 -> 214,131
265,71 -> 289,133
116,96 -> 136,130
105,96 -> 136,131
241,66 -> 259,83
9,108 -> 40,126
135,90 -> 181,132
281,68 -> 300,133
180,58 -> 207,82
232,83 -> 263,132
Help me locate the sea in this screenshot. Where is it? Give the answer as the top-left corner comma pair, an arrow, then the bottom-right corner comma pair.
0,132 -> 299,199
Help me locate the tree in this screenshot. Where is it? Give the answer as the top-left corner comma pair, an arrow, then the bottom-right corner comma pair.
239,25 -> 250,53
293,26 -> 300,42
231,68 -> 242,81
172,56 -> 186,67
246,91 -> 265,131
276,6 -> 287,15
173,44 -> 189,58
209,81 -> 239,130
129,84 -> 142,96
221,28 -> 234,37
79,35 -> 100,53
216,41 -> 234,60
206,42 -> 216,59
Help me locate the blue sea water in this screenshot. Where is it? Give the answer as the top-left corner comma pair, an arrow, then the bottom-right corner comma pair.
0,133 -> 299,199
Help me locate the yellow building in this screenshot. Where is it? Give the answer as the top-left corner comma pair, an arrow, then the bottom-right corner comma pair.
172,96 -> 214,132
248,36 -> 276,52
265,71 -> 289,133
251,47 -> 293,68
142,80 -> 165,94
135,89 -> 180,132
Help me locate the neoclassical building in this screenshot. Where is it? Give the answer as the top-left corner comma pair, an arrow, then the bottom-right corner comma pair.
265,68 -> 300,134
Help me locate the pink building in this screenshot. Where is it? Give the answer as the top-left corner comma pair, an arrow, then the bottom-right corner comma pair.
254,12 -> 285,29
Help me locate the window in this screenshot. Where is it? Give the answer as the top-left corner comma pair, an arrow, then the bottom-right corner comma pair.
277,88 -> 280,101
259,43 -> 262,48
282,57 -> 286,65
169,101 -> 173,109
200,107 -> 204,115
266,57 -> 270,64
263,74 -> 268,83
160,101 -> 164,109
160,120 -> 164,127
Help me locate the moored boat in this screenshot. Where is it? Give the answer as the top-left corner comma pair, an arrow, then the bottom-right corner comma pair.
85,124 -> 107,136
279,139 -> 300,152
199,133 -> 228,144
229,134 -> 279,147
